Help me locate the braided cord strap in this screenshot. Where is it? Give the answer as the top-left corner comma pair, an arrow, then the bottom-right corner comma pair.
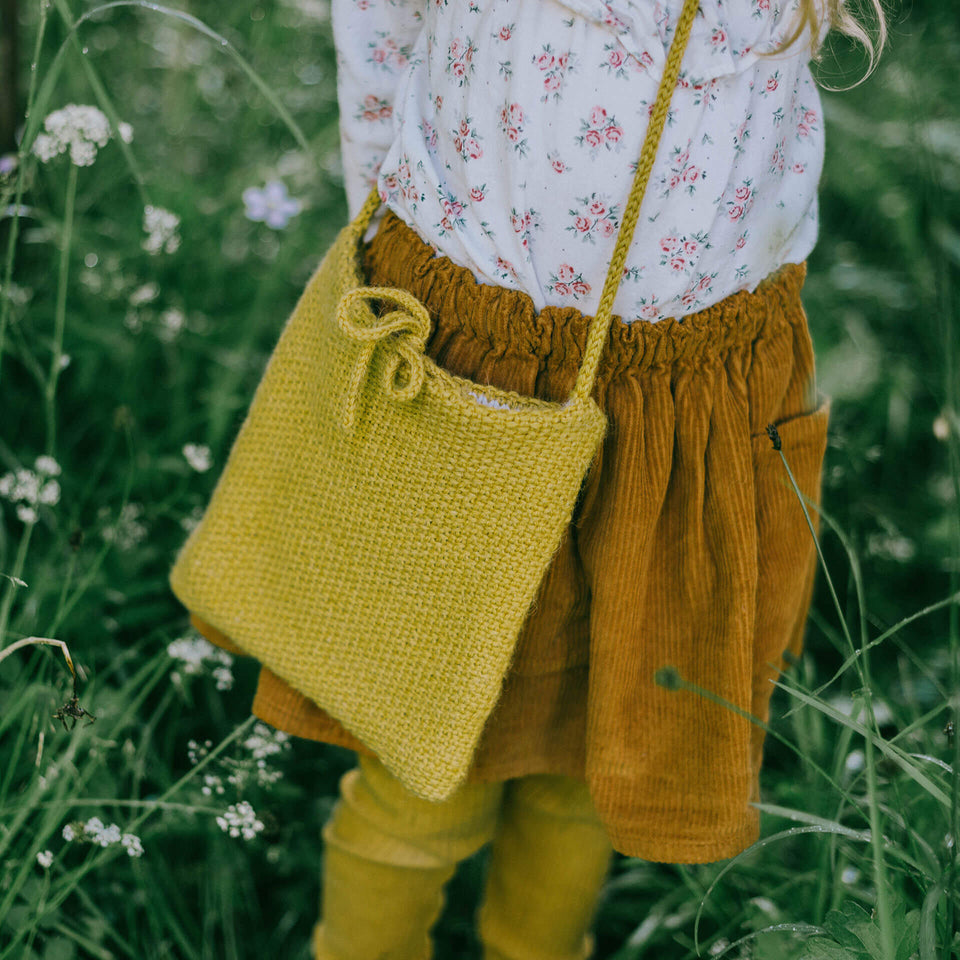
352,185 -> 384,239
570,0 -> 700,405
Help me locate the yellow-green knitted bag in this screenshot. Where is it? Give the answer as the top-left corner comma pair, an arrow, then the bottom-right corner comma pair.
170,0 -> 698,802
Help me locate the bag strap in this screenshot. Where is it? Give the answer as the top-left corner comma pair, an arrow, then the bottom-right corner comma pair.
349,0 -> 700,406
572,0 -> 699,403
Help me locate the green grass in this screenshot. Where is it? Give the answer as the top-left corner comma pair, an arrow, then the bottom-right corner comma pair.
0,0 -> 958,957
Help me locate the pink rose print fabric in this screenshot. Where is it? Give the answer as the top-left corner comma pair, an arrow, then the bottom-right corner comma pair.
333,0 -> 826,321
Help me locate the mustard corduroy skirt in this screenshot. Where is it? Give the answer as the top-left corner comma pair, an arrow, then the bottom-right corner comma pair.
193,210 -> 830,864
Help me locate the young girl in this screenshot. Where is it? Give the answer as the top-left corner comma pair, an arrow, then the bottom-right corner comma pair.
186,0 -> 886,957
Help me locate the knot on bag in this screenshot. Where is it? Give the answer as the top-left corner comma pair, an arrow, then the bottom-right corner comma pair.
336,286 -> 433,431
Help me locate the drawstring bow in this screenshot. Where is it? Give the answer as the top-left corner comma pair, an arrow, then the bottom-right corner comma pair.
336,286 -> 433,431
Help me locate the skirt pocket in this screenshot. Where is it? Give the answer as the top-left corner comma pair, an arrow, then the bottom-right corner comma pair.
748,395 -> 831,776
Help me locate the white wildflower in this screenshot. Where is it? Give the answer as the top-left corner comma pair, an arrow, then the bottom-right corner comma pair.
202,773 -> 225,797
32,134 -> 60,163
180,505 -> 204,533
80,269 -> 102,293
36,850 -> 54,868
31,104 -> 117,167
2,468 -> 39,503
709,939 -> 730,957
59,354 -> 71,370
830,694 -> 895,727
93,822 -> 122,847
216,800 -> 264,841
187,738 -> 213,765
243,723 -> 290,762
62,817 -> 144,856
749,897 -> 777,916
70,141 -> 97,167
841,866 -> 860,884
845,749 -> 865,773
167,635 -> 217,674
99,502 -> 148,551
1,281 -> 32,305
121,833 -> 144,857
1,464 -> 60,520
257,766 -> 283,787
129,282 -> 159,306
933,415 -> 950,441
211,662 -> 234,691
182,443 -> 212,473
38,480 -> 61,505
83,816 -> 104,838
16,504 -> 37,524
142,205 -> 181,255
118,122 -> 134,144
158,307 -> 186,341
35,455 -> 61,477
168,638 -> 233,691
866,532 -> 916,563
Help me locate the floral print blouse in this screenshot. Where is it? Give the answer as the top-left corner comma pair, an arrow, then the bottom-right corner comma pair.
332,0 -> 826,321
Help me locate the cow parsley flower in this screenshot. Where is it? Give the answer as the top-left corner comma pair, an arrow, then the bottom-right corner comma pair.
31,105 -> 128,167
36,850 -> 54,869
242,180 -> 303,229
99,502 -> 148,551
35,455 -> 61,477
167,636 -> 217,674
180,505 -> 204,533
187,738 -> 213,765
159,307 -> 186,341
0,457 -> 62,523
129,282 -> 159,307
182,443 -> 212,472
121,833 -> 144,857
142,205 -> 181,255
202,773 -> 226,797
61,817 -> 144,856
243,723 -> 291,762
216,800 -> 264,841
211,663 -> 234,691
168,635 -> 234,689
237,722 -> 291,785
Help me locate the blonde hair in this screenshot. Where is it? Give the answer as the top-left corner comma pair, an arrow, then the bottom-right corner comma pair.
757,0 -> 891,90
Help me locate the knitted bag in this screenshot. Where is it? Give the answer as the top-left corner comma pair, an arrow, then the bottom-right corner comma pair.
170,0 -> 699,802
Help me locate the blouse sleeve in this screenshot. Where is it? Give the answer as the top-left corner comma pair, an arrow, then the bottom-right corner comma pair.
332,0 -> 426,218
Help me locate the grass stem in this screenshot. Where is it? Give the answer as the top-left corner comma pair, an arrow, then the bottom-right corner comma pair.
45,159 -> 76,458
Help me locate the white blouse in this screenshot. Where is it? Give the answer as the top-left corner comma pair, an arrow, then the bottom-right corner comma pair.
332,0 -> 827,321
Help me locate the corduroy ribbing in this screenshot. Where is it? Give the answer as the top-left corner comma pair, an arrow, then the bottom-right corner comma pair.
361,212 -> 809,390
196,211 -> 829,864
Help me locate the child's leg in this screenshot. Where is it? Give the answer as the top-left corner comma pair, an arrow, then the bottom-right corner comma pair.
313,752 -> 505,960
476,774 -> 614,960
